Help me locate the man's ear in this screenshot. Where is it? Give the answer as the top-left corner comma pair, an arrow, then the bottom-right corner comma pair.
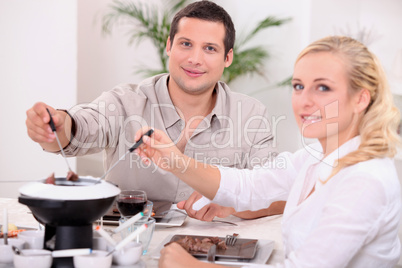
224,48 -> 234,68
166,36 -> 172,56
355,88 -> 371,113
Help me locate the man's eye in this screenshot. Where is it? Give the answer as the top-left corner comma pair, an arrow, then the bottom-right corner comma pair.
293,84 -> 304,91
182,42 -> 191,47
205,46 -> 216,52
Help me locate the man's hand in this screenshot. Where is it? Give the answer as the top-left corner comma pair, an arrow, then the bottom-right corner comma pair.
26,102 -> 71,151
177,191 -> 235,221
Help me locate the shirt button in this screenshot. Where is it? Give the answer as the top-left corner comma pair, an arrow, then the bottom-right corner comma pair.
179,192 -> 186,198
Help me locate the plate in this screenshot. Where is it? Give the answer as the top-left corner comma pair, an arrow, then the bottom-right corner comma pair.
100,201 -> 186,227
169,234 -> 257,260
151,234 -> 275,266
0,224 -> 37,237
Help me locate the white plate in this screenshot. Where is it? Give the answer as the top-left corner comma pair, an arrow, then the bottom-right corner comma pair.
154,204 -> 187,227
150,234 -> 274,266
99,204 -> 187,227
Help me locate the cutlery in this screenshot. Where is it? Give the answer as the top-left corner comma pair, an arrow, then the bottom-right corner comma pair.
206,244 -> 216,263
113,212 -> 143,234
225,233 -> 239,246
160,209 -> 238,226
95,226 -> 116,246
96,129 -> 154,183
3,208 -> 8,245
46,108 -> 75,177
12,246 -> 92,257
52,248 -> 92,258
107,223 -> 147,256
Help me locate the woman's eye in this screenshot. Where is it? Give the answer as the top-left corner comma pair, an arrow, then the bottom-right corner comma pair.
318,85 -> 330,91
293,84 -> 304,91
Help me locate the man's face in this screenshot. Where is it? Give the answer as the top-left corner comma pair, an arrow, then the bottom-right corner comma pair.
166,17 -> 233,96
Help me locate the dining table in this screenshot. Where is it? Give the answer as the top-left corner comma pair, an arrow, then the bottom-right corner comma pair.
0,197 -> 285,267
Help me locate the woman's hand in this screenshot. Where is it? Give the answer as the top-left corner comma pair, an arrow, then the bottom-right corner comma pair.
134,128 -> 187,174
177,191 -> 236,221
135,127 -> 221,201
159,243 -> 220,268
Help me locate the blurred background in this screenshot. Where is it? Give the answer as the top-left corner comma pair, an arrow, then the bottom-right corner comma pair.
1,0 -> 402,198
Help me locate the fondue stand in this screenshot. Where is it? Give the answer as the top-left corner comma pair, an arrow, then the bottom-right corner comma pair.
18,177 -> 120,268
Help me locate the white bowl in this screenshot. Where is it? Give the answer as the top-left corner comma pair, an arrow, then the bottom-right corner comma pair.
73,250 -> 112,268
18,230 -> 45,249
0,238 -> 26,263
111,242 -> 142,266
13,249 -> 52,268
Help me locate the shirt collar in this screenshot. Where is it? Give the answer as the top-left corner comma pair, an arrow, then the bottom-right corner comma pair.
155,75 -> 181,128
316,135 -> 361,183
156,76 -> 227,128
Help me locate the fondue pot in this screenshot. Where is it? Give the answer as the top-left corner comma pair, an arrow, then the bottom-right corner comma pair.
18,176 -> 120,268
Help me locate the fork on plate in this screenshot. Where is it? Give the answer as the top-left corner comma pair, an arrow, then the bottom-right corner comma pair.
225,233 -> 239,246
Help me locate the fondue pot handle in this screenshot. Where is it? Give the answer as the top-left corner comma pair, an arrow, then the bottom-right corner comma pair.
19,196 -> 66,208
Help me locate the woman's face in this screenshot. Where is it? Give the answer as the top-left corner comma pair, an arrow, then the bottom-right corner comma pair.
292,51 -> 361,150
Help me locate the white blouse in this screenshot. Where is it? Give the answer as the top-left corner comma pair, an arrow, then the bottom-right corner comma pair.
214,136 -> 401,268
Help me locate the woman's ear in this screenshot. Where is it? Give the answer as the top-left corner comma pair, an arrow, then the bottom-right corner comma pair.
355,88 -> 371,113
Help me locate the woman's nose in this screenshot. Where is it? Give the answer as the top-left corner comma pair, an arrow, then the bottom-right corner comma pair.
300,89 -> 315,107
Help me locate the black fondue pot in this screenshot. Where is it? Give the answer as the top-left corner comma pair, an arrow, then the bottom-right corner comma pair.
18,177 -> 120,268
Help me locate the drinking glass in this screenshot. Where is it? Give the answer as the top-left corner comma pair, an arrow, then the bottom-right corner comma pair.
119,217 -> 156,255
116,190 -> 147,217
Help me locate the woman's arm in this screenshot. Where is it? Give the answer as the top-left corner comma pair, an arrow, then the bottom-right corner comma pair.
137,128 -> 221,200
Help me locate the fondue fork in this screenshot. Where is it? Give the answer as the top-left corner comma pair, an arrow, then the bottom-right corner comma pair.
113,212 -> 144,234
46,108 -> 74,173
106,223 -> 148,256
95,226 -> 116,246
96,129 -> 154,183
2,208 -> 8,245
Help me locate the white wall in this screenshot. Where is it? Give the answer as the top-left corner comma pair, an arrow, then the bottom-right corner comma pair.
0,1 -> 77,197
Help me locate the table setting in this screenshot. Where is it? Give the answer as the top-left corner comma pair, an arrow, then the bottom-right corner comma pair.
0,128 -> 284,267
0,192 -> 284,268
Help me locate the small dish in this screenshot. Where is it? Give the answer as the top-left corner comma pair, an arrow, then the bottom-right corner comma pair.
18,230 -> 45,249
110,241 -> 142,266
13,249 -> 52,268
73,250 -> 112,268
0,238 -> 26,263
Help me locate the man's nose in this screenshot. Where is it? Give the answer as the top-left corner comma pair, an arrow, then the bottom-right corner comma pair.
188,48 -> 203,65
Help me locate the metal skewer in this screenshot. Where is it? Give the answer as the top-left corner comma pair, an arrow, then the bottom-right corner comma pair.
46,108 -> 73,173
96,129 -> 154,183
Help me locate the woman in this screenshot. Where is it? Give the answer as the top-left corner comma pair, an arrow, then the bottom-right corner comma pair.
136,36 -> 401,267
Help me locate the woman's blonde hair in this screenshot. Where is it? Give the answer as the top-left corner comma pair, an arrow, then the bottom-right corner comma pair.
296,36 -> 401,182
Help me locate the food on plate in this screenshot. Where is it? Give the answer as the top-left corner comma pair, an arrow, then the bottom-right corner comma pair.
1,223 -> 18,233
66,170 -> 79,181
45,171 -> 79,184
165,236 -> 227,253
45,173 -> 56,184
1,223 -> 25,238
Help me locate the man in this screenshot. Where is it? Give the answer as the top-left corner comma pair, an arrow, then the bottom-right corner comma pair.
26,1 -> 285,220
